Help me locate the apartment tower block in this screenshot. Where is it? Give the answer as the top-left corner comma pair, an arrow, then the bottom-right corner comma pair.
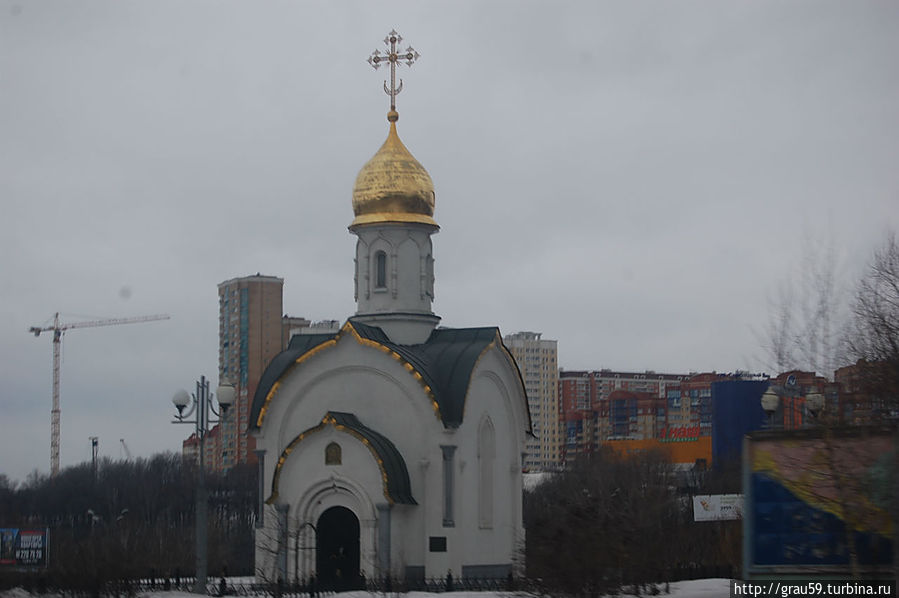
504,331 -> 560,470
217,274 -> 287,468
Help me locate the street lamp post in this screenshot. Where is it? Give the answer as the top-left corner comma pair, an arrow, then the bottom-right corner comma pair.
761,376 -> 826,430
761,387 -> 780,428
762,384 -> 800,429
806,391 -> 825,420
171,375 -> 235,594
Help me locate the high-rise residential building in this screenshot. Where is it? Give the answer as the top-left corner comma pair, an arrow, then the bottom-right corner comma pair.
504,331 -> 560,471
215,274 -> 287,469
183,275 -> 340,471
559,369 -> 773,467
560,370 -> 688,462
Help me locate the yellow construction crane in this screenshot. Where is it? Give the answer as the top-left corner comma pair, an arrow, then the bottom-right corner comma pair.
29,312 -> 170,476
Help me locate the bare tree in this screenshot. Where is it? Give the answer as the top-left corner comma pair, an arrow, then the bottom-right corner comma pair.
751,234 -> 899,582
764,282 -> 795,374
0,453 -> 256,593
846,232 -> 899,405
759,236 -> 849,379
842,232 -> 899,589
524,448 -> 716,597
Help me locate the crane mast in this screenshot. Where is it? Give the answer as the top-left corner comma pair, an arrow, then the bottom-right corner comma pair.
30,312 -> 170,476
120,438 -> 132,460
52,321 -> 61,477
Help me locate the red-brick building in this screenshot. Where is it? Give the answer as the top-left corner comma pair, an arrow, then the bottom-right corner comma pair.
560,369 -> 688,463
763,370 -> 834,430
834,360 -> 896,424
560,370 -> 767,467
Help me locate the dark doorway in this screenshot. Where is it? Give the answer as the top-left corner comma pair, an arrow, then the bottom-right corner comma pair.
315,506 -> 361,590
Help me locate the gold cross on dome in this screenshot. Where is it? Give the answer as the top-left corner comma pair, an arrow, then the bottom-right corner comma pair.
367,29 -> 420,113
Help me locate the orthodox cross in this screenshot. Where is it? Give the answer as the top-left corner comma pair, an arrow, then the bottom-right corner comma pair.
367,29 -> 420,112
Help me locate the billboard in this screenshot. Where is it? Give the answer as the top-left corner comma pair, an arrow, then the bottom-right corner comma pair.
743,428 -> 893,579
693,494 -> 743,521
0,528 -> 49,569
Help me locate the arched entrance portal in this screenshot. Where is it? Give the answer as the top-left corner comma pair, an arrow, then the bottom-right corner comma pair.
315,506 -> 361,590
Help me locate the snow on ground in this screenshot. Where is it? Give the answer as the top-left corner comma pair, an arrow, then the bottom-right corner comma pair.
522,472 -> 552,491
1,579 -> 734,598
142,578 -> 732,598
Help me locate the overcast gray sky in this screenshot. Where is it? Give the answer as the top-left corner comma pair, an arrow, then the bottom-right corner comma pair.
2,1 -> 897,483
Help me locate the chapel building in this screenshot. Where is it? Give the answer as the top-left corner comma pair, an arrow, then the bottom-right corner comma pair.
250,85 -> 531,586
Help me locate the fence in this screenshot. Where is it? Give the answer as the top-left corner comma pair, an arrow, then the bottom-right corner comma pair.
1,568 -> 729,596
0,573 -> 526,597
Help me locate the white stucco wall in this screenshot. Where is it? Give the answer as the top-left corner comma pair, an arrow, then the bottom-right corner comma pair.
428,347 -> 528,576
253,328 -> 528,581
353,223 -> 436,316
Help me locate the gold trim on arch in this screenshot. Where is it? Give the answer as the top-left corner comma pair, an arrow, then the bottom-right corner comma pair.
267,414 -> 394,506
340,321 -> 441,420
255,339 -> 337,428
255,321 -> 441,430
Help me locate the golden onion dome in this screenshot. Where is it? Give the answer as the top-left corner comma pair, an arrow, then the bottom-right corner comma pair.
351,110 -> 437,228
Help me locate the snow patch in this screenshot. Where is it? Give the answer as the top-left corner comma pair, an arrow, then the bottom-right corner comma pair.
522,471 -> 551,491
2,578 -> 733,598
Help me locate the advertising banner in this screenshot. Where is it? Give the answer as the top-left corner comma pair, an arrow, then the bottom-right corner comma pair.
0,528 -> 49,569
693,494 -> 743,521
660,425 -> 702,442
743,428 -> 893,579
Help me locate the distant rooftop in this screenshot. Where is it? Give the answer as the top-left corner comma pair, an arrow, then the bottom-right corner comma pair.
218,273 -> 284,287
504,331 -> 557,342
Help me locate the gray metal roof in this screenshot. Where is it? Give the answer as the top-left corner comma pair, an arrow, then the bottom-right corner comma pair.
250,319 -> 528,431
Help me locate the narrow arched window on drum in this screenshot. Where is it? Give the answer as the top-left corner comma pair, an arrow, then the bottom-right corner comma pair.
375,251 -> 387,289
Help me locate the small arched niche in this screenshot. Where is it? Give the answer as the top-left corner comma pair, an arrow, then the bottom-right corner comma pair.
325,442 -> 342,466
